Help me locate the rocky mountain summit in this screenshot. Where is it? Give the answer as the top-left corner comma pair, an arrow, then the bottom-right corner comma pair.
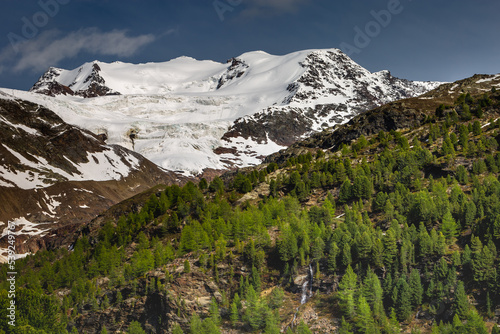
26,49 -> 442,174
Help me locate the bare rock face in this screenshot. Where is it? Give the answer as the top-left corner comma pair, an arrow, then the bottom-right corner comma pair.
217,57 -> 249,90
30,63 -> 119,97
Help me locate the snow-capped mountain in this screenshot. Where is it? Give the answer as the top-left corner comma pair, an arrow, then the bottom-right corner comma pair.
0,92 -> 184,261
24,48 -> 442,175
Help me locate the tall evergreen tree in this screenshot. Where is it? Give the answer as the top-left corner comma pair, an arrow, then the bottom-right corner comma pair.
172,324 -> 184,334
209,297 -> 220,325
441,209 -> 459,242
327,241 -> 339,273
338,316 -> 354,334
395,277 -> 412,321
408,269 -> 423,308
296,321 -> 312,334
341,243 -> 352,268
230,301 -> 239,327
383,229 -> 398,268
464,309 -> 488,334
190,314 -> 202,334
263,310 -> 280,334
356,296 -> 376,334
245,285 -> 262,330
339,180 -> 352,203
473,244 -> 497,287
362,271 -> 384,319
338,265 -> 358,318
453,281 -> 469,320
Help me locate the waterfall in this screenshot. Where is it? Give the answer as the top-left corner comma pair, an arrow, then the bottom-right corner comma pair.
300,263 -> 314,305
289,263 -> 315,331
300,280 -> 309,304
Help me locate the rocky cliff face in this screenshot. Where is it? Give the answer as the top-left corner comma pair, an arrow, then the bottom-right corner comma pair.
30,63 -> 119,97
0,93 -> 185,260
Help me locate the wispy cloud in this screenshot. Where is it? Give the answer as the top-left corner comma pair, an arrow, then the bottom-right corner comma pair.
159,28 -> 178,38
0,28 -> 155,73
241,0 -> 309,17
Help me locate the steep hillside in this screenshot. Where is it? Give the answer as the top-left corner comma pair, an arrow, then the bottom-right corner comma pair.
0,93 -> 186,261
1,74 -> 499,334
20,48 -> 441,174
266,74 -> 500,163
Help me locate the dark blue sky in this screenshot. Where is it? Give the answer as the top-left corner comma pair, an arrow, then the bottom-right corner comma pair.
0,0 -> 499,90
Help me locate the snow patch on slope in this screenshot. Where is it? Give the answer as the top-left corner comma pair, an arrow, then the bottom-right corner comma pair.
0,217 -> 50,263
0,142 -> 140,189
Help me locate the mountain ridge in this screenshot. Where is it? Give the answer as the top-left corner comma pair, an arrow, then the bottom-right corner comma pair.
24,48 -> 442,175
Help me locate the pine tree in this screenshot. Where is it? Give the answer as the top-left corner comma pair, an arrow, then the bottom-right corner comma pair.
493,216 -> 500,240
486,292 -> 493,318
209,297 -> 220,325
230,301 -> 239,327
341,243 -> 352,268
383,229 -> 398,268
339,179 -> 352,203
452,314 -> 463,332
263,310 -> 280,334
201,318 -> 221,334
198,178 -> 208,190
395,277 -> 411,321
436,232 -> 446,255
357,232 -> 373,261
464,309 -> 488,334
472,120 -> 482,136
383,272 -> 393,305
311,236 -> 325,262
278,225 -> 298,263
127,321 -> 146,334
357,296 -> 376,334
453,281 -> 469,320
387,308 -> 401,334
296,321 -> 312,334
251,266 -> 262,292
245,285 -> 262,330
338,316 -> 354,334
323,197 -> 336,219
362,271 -> 384,319
408,269 -> 423,308
473,244 -> 497,287
441,209 -> 459,242
338,265 -> 358,318
183,259 -> 191,273
327,241 -> 339,273
234,292 -> 242,311
172,324 -> 184,334
372,238 -> 384,269
190,314 -> 202,334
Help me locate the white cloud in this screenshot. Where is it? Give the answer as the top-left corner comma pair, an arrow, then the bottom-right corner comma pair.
160,28 -> 178,38
0,28 -> 155,73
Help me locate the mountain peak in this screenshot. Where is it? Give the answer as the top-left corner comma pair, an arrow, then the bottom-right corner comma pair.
24,48 -> 443,174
